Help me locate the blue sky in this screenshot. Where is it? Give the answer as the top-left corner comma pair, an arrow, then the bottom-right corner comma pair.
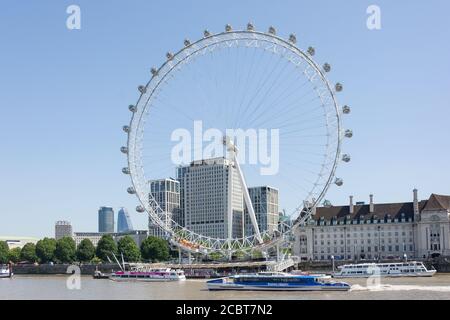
0,1 -> 449,238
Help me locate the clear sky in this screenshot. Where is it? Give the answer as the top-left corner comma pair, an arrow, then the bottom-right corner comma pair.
1,1 -> 449,238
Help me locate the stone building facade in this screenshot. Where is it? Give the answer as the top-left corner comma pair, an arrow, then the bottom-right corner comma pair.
293,190 -> 450,261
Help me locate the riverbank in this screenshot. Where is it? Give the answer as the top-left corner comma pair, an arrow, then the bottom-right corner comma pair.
10,257 -> 450,277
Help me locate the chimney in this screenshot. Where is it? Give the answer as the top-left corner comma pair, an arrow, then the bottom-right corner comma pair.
349,195 -> 354,214
413,188 -> 419,216
369,194 -> 374,213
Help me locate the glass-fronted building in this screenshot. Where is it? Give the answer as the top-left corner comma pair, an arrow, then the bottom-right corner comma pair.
117,207 -> 133,233
245,186 -> 280,237
148,178 -> 181,238
98,207 -> 115,233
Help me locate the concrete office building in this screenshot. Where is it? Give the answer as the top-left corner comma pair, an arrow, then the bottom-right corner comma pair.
55,220 -> 73,240
177,157 -> 244,239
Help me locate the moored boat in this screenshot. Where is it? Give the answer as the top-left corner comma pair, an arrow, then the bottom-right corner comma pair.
207,271 -> 350,291
332,261 -> 436,278
110,267 -> 186,282
0,264 -> 13,278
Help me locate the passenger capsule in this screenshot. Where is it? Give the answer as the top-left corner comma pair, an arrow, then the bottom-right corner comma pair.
166,52 -> 173,60
247,23 -> 254,31
136,205 -> 145,213
268,26 -> 276,35
138,85 -> 146,94
342,105 -> 351,114
184,39 -> 191,47
120,146 -> 128,154
127,187 -> 136,194
122,167 -> 130,174
335,178 -> 344,186
128,105 -> 137,112
204,30 -> 211,37
344,129 -> 353,138
335,83 -> 343,92
151,68 -> 158,76
225,24 -> 232,32
307,47 -> 315,56
122,125 -> 130,133
323,63 -> 331,72
342,154 -> 351,162
288,34 -> 297,44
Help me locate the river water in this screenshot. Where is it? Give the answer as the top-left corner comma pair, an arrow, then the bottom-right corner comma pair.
1,274 -> 450,300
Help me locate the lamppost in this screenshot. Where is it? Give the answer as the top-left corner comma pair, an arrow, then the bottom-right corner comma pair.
331,255 -> 335,272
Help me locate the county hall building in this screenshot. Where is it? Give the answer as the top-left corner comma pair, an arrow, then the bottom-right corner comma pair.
293,189 -> 450,261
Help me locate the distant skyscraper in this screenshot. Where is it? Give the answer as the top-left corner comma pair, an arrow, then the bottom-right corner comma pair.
55,221 -> 73,240
148,178 -> 180,238
117,207 -> 133,233
98,207 -> 114,233
245,186 -> 279,236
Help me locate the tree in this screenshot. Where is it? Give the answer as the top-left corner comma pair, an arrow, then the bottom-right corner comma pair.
117,236 -> 141,262
35,238 -> 57,263
55,237 -> 76,263
0,241 -> 9,264
140,236 -> 169,262
91,256 -> 102,264
76,239 -> 95,262
96,235 -> 117,262
20,243 -> 38,263
8,247 -> 21,263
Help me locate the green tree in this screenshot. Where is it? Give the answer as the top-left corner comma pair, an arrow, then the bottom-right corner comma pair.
20,243 -> 38,263
55,237 -> 76,263
96,235 -> 117,262
35,238 -> 57,263
140,236 -> 169,262
76,239 -> 95,262
0,241 -> 9,264
91,256 -> 102,264
8,247 -> 21,263
117,236 -> 141,262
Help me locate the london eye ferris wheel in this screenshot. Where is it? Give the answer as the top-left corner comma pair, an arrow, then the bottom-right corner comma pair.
121,23 -> 352,257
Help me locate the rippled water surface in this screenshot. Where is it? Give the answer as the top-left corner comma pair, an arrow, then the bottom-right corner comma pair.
1,274 -> 450,300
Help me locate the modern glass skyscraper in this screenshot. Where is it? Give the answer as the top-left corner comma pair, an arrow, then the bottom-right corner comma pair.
148,178 -> 180,238
117,207 -> 133,233
245,186 -> 279,236
98,207 -> 114,233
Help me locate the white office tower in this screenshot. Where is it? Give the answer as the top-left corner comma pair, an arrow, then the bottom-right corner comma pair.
148,178 -> 180,238
177,157 -> 244,239
245,186 -> 280,236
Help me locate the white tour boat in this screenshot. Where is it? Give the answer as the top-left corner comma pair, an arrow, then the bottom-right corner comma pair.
332,261 -> 436,278
110,267 -> 186,282
0,265 -> 13,278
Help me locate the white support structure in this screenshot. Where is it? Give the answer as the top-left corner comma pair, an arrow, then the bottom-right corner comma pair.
223,136 -> 263,244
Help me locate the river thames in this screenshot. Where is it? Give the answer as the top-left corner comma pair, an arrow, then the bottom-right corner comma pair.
1,274 -> 450,299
